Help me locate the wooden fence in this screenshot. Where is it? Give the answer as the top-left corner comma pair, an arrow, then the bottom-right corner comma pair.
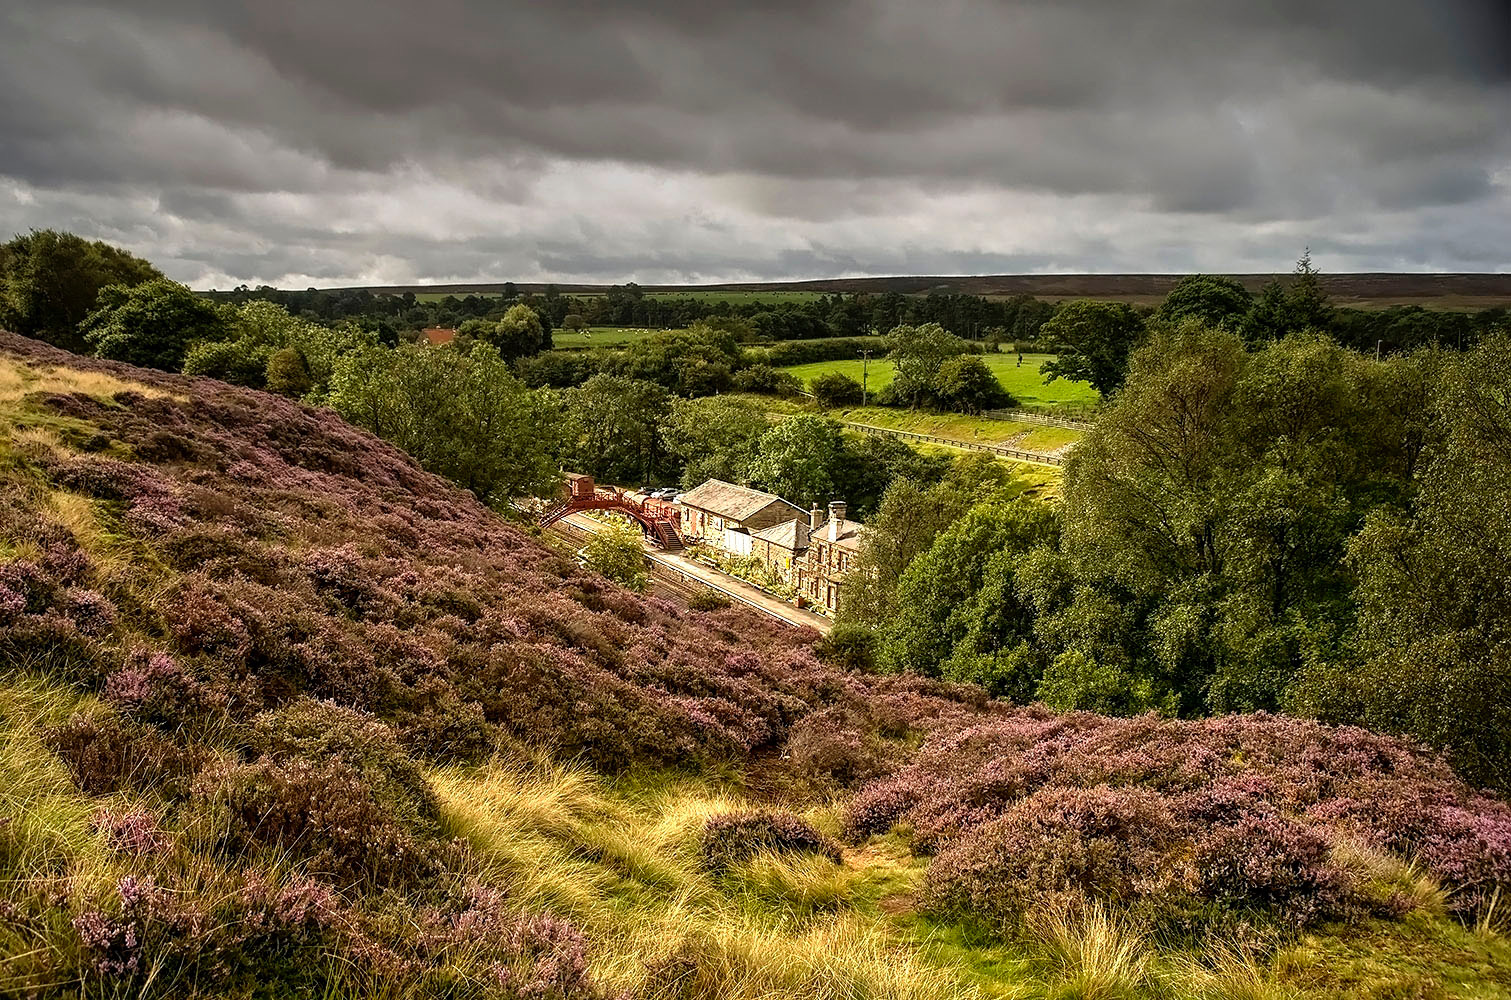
983,407 -> 1097,431
841,421 -> 1067,467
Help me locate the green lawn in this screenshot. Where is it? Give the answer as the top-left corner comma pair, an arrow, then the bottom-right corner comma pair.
779,353 -> 1100,409
831,405 -> 1083,452
550,327 -> 674,350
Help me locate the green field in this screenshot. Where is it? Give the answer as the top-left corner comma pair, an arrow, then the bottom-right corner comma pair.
832,406 -> 1083,452
780,353 -> 1100,409
551,326 -> 671,349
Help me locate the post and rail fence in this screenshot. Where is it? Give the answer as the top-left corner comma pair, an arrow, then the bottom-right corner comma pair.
840,421 -> 1068,467
981,407 -> 1098,430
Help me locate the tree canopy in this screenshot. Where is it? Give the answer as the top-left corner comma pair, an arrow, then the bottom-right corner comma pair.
0,229 -> 161,352
83,279 -> 227,371
1038,300 -> 1146,396
330,342 -> 561,504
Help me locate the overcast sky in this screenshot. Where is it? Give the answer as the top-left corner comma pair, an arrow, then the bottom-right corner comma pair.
2,0 -> 1508,287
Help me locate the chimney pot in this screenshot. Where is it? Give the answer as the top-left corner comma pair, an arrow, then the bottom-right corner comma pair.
810,505 -> 823,531
828,500 -> 846,540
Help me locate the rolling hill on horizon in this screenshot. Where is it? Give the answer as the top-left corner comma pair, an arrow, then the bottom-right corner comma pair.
299,272 -> 1511,309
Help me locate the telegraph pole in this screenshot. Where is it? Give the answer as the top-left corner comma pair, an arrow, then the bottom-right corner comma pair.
858,350 -> 873,406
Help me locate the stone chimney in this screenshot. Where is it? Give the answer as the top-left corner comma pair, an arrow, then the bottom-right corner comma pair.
810,505 -> 823,531
827,500 -> 846,541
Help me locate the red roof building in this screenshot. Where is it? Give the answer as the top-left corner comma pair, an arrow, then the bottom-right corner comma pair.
422,327 -> 457,346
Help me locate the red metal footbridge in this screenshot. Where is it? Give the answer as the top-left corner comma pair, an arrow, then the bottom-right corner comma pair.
539,473 -> 686,550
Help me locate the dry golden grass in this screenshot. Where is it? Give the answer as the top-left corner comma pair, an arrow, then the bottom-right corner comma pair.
431,756 -> 981,1000
1028,903 -> 1151,1000
0,359 -> 178,407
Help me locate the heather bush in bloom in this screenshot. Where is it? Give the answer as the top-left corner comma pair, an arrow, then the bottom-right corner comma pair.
1194,815 -> 1351,926
91,808 -> 173,856
44,713 -> 202,798
192,756 -> 434,886
105,648 -> 217,729
847,709 -> 1511,930
247,698 -> 440,834
924,785 -> 1187,928
700,812 -> 843,873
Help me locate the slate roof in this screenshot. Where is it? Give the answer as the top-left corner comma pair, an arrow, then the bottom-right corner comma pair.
751,518 -> 810,552
679,479 -> 801,521
812,518 -> 866,552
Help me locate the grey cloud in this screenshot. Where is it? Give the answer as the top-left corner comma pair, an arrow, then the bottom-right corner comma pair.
1,0 -> 1508,284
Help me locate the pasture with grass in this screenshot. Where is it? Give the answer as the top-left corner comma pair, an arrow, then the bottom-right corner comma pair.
781,352 -> 1102,410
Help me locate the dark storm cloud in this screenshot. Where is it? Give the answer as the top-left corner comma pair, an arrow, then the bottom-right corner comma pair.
0,0 -> 1507,284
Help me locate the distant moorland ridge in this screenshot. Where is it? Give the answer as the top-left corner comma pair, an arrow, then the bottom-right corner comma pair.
327,272 -> 1511,306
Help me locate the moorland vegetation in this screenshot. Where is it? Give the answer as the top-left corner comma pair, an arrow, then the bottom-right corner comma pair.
1,231 -> 1510,997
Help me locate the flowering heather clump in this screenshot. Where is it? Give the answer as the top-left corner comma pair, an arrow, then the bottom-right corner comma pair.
247,698 -> 440,833
46,454 -> 185,534
413,885 -> 602,999
700,811 -> 843,872
91,808 -> 173,856
104,648 -> 216,729
1194,815 -> 1350,926
847,709 -> 1511,931
924,785 -> 1188,928
72,875 -> 171,978
193,755 -> 434,887
44,713 -> 202,799
62,588 -> 116,636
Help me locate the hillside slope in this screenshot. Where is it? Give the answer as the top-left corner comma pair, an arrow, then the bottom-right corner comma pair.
0,331 -> 1508,999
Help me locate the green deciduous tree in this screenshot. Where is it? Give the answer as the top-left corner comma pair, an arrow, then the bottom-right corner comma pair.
0,229 -> 161,352
1157,274 -> 1253,329
1293,335 -> 1511,790
1038,300 -> 1146,396
492,303 -> 552,359
881,494 -> 1060,698
746,414 -> 845,507
330,343 -> 561,504
662,395 -> 771,489
731,363 -> 803,397
934,355 -> 1009,414
886,323 -> 971,408
810,371 -> 864,408
558,375 -> 672,486
838,455 -> 1020,630
83,279 -> 227,371
582,518 -> 650,592
612,324 -> 741,396
182,338 -> 272,388
265,347 -> 314,398
1062,324 -> 1427,713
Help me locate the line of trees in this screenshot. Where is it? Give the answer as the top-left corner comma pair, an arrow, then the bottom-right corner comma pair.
838,323 -> 1511,791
